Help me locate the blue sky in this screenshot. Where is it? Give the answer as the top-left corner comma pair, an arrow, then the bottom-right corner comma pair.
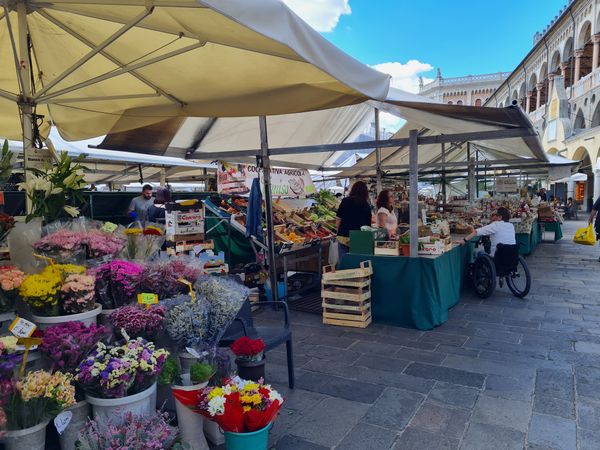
285,0 -> 568,90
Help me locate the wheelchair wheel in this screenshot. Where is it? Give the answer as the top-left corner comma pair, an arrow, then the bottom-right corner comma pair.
473,254 -> 496,299
506,255 -> 531,298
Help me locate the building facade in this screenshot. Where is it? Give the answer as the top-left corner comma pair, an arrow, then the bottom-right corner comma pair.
419,69 -> 510,106
485,0 -> 600,204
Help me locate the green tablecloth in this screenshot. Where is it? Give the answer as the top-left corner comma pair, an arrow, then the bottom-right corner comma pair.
516,220 -> 542,255
340,244 -> 470,330
542,221 -> 563,241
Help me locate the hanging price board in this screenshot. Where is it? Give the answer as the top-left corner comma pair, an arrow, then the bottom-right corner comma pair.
137,293 -> 158,309
9,316 -> 37,338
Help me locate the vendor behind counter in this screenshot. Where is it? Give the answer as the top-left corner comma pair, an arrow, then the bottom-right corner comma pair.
336,181 -> 372,258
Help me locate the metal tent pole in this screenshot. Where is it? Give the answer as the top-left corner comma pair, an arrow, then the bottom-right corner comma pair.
375,109 -> 382,193
409,129 -> 419,257
441,143 -> 447,202
259,116 -> 279,302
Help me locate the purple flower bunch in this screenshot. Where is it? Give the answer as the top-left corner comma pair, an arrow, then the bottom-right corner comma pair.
109,305 -> 166,339
140,258 -> 202,300
76,338 -> 169,399
39,321 -> 106,372
92,260 -> 144,309
75,411 -> 180,450
33,229 -> 124,259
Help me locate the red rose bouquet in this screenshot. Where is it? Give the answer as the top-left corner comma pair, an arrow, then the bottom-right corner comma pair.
230,337 -> 265,363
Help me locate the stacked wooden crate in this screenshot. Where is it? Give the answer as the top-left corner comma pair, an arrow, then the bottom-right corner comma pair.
321,261 -> 372,328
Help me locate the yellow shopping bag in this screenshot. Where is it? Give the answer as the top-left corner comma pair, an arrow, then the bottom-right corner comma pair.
573,224 -> 596,245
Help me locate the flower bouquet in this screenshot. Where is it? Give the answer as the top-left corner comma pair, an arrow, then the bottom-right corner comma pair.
75,410 -> 184,450
173,376 -> 283,437
33,228 -> 124,263
60,273 -> 96,314
141,258 -> 202,300
109,305 -> 166,340
0,266 -> 25,314
39,321 -> 106,373
92,260 -> 143,309
230,337 -> 266,382
1,370 -> 75,450
122,225 -> 165,261
163,294 -> 209,347
76,338 -> 169,399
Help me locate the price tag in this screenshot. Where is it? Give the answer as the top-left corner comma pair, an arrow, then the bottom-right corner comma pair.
137,293 -> 158,309
178,278 -> 196,303
102,222 -> 118,233
120,328 -> 130,342
9,316 -> 37,338
185,347 -> 201,358
54,411 -> 73,435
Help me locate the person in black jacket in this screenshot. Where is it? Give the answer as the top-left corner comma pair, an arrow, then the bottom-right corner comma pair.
589,196 -> 600,261
336,181 -> 372,259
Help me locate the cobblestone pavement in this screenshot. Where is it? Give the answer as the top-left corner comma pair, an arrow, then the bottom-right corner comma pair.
257,220 -> 600,450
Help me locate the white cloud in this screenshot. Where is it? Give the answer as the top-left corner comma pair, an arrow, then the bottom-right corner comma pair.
372,60 -> 434,94
282,0 -> 351,32
370,60 -> 434,133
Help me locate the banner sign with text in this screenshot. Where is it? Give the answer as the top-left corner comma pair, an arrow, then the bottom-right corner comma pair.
217,161 -> 316,197
495,177 -> 518,193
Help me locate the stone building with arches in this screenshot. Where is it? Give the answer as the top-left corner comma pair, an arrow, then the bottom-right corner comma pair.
486,0 -> 600,206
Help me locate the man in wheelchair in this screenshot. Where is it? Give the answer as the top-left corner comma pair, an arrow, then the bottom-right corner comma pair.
462,207 -> 515,256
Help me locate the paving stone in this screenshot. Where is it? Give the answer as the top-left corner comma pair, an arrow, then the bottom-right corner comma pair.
392,427 -> 459,450
363,387 -> 425,430
527,413 -> 576,450
472,328 -> 522,343
274,435 -> 329,450
535,368 -> 574,401
419,332 -> 468,347
503,319 -> 541,329
354,353 -> 410,373
301,334 -> 357,349
352,366 -> 435,394
463,337 -> 547,359
435,344 -> 480,358
349,340 -> 404,357
471,395 -> 531,432
461,422 -> 525,450
575,341 -> 600,353
398,340 -> 439,351
393,346 -> 446,365
335,422 -> 398,450
575,365 -> 600,400
303,345 -> 361,364
404,362 -> 485,388
295,371 -> 385,404
576,397 -> 600,430
579,428 -> 600,450
289,397 -> 369,447
533,395 -> 575,419
409,402 -> 470,439
442,354 -> 535,380
273,386 -> 328,412
428,381 -> 479,409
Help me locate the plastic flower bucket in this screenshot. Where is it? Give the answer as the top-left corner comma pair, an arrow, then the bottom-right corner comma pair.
31,303 -> 102,329
224,422 -> 272,450
2,419 -> 49,450
173,379 -> 209,450
86,382 -> 156,425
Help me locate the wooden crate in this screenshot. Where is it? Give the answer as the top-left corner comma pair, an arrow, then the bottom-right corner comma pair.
321,285 -> 370,302
322,260 -> 372,282
322,297 -> 372,328
374,241 -> 401,256
322,277 -> 370,289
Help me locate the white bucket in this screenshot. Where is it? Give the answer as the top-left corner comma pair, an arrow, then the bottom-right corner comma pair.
86,382 -> 156,425
173,380 -> 209,450
32,304 -> 102,329
59,400 -> 90,450
2,420 -> 49,450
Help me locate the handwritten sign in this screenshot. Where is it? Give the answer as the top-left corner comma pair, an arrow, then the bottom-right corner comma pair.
137,293 -> 158,309
54,411 -> 73,435
102,222 -> 118,233
9,316 -> 37,338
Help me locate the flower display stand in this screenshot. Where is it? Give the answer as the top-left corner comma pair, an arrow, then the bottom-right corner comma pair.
86,382 -> 156,425
1,420 -> 49,450
224,422 -> 272,450
321,261 -> 372,328
31,304 -> 102,329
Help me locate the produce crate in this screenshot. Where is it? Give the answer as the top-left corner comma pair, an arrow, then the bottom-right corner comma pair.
322,260 -> 372,282
374,240 -> 400,256
322,261 -> 372,328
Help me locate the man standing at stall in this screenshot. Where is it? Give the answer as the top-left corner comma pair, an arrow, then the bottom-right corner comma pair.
128,184 -> 154,223
589,196 -> 600,261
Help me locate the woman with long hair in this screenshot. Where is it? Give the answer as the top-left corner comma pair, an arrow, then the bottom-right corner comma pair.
336,181 -> 372,258
376,189 -> 398,237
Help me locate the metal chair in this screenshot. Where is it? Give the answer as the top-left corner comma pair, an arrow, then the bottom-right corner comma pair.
220,299 -> 295,388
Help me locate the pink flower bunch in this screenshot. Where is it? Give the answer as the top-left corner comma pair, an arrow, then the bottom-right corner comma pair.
93,260 -> 144,309
33,230 -> 81,252
61,273 -> 96,314
86,230 -> 125,258
109,305 -> 166,339
140,259 -> 202,299
0,267 -> 25,292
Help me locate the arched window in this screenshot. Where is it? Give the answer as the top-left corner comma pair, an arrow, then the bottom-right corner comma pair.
447,101 -> 453,105
475,99 -> 482,107
457,100 -> 463,105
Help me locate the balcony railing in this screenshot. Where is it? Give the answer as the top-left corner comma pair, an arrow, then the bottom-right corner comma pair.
421,72 -> 511,90
529,106 -> 545,124
572,71 -> 595,98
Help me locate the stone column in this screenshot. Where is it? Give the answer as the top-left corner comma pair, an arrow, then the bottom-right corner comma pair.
567,181 -> 575,202
593,34 -> 600,70
574,49 -> 584,83
536,83 -> 543,109
594,167 -> 600,203
548,74 -> 555,96
560,63 -> 568,79
525,91 -> 533,113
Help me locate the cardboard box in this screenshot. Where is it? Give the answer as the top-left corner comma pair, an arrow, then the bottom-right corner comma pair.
165,210 -> 204,235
